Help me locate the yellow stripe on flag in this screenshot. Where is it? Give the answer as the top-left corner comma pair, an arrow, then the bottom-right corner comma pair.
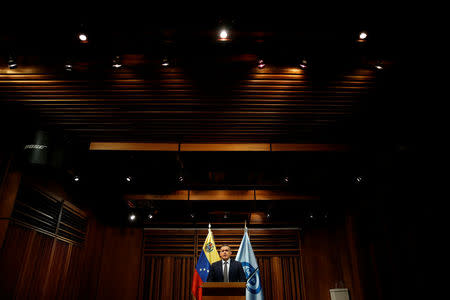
203,229 -> 221,265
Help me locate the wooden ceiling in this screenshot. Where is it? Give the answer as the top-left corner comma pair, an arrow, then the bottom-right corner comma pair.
0,11 -> 404,145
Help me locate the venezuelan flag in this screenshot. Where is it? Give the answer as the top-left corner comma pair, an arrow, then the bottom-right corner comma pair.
191,228 -> 220,300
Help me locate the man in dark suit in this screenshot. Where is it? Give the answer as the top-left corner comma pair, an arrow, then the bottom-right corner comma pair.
207,244 -> 247,282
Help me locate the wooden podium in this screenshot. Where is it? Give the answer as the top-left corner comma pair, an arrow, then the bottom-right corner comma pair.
201,282 -> 246,300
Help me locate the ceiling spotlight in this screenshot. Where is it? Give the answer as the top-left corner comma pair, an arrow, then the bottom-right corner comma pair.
8,56 -> 17,69
283,176 -> 289,183
218,29 -> 229,41
161,57 -> 170,67
73,175 -> 80,182
148,213 -> 153,219
266,211 -> 271,219
374,62 -> 384,70
189,212 -> 196,219
64,63 -> 73,71
78,33 -> 88,42
354,175 -> 366,184
112,56 -> 122,68
125,176 -> 132,182
309,213 -> 314,219
129,213 -> 136,221
257,59 -> 266,69
358,31 -> 367,42
178,175 -> 184,183
299,59 -> 308,69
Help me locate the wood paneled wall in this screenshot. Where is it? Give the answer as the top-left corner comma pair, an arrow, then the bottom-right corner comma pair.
141,229 -> 310,300
0,161 -> 372,300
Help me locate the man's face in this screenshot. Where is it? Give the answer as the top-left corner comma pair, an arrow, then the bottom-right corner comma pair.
219,246 -> 231,260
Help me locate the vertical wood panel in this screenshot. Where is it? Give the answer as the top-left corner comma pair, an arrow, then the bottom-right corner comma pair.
95,226 -> 143,300
0,225 -> 34,299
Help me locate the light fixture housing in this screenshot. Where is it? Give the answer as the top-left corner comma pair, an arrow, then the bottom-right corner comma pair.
8,56 -> 17,69
112,56 -> 122,68
299,59 -> 308,69
257,59 -> 266,69
161,57 -> 170,67
218,28 -> 230,41
78,33 -> 88,43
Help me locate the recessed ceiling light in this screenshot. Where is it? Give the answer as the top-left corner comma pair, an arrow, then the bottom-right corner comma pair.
8,57 -> 17,69
112,56 -> 122,68
219,29 -> 228,39
257,59 -> 266,69
359,31 -> 367,41
78,33 -> 88,42
129,213 -> 136,221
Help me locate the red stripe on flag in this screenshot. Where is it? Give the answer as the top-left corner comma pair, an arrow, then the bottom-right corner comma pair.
191,269 -> 203,300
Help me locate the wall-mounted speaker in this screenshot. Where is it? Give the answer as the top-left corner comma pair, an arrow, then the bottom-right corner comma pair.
22,130 -> 65,169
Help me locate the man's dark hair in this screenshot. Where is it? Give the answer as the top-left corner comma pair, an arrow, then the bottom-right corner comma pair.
220,244 -> 231,250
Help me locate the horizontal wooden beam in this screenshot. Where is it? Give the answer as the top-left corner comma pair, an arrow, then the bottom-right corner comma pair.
90,142 -> 351,152
125,190 -> 319,201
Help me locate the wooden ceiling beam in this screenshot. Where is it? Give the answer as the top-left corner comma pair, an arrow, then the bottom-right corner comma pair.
90,142 -> 351,152
125,190 -> 320,201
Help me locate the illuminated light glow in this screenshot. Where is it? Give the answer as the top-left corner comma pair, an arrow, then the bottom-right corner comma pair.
359,32 -> 367,40
219,29 -> 228,39
78,33 -> 87,41
375,65 -> 383,70
65,64 -> 72,71
129,214 -> 136,221
126,176 -> 132,182
298,59 -> 308,70
257,60 -> 266,69
73,176 -> 80,182
148,213 -> 153,219
112,63 -> 122,68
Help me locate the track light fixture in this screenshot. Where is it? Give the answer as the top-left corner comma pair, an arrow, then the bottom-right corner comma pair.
358,31 -> 367,42
218,28 -> 230,41
112,56 -> 122,68
257,59 -> 266,69
161,57 -> 170,67
78,32 -> 88,43
374,60 -> 384,70
8,56 -> 17,69
299,59 -> 308,70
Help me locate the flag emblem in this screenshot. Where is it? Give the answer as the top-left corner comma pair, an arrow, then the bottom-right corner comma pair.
205,242 -> 214,252
241,262 -> 262,294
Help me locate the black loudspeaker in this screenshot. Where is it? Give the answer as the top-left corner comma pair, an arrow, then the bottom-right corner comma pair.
23,130 -> 65,168
23,130 -> 49,165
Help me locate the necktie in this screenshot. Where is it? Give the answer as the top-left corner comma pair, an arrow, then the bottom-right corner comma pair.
224,261 -> 229,282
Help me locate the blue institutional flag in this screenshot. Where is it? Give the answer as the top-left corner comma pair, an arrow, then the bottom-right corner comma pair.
236,228 -> 264,300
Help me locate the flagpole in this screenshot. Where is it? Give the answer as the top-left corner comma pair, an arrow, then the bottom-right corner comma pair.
245,220 -> 248,237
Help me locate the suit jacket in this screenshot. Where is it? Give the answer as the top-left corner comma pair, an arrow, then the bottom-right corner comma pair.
207,259 -> 247,282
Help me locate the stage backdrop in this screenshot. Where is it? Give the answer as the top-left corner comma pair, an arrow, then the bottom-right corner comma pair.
141,229 -> 304,300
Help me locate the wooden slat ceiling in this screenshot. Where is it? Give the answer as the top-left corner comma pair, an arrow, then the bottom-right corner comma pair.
0,65 -> 377,143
